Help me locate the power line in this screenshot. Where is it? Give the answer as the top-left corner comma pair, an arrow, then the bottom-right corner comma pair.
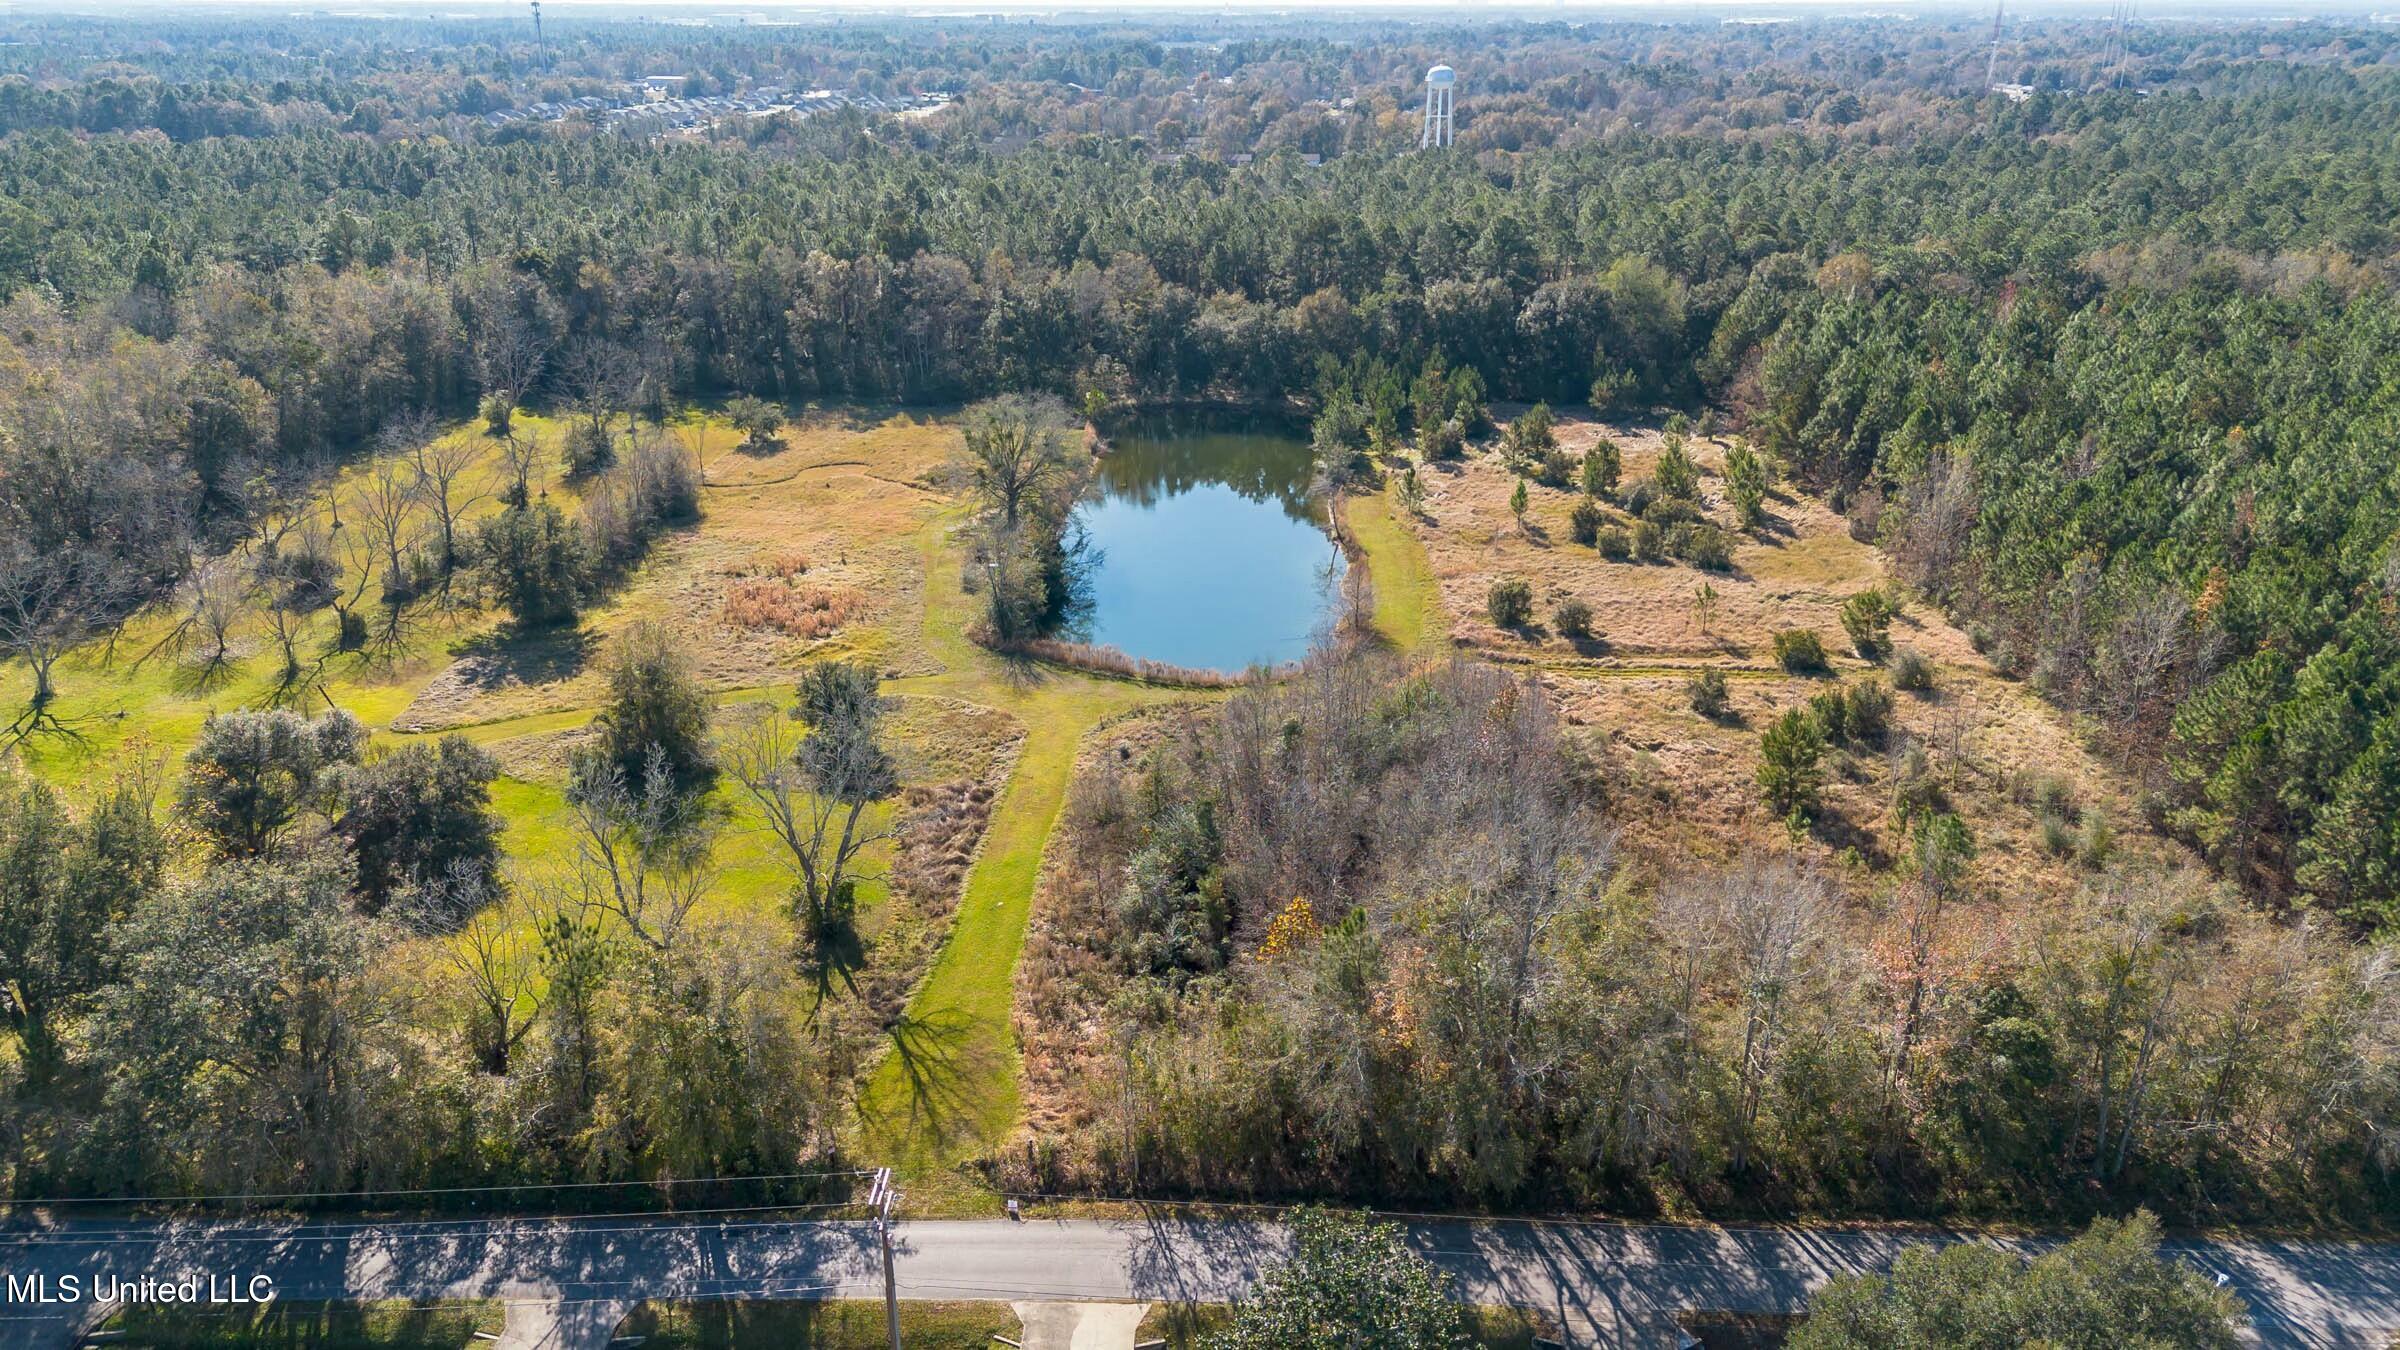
0,1202 -> 875,1248
1,1169 -> 875,1210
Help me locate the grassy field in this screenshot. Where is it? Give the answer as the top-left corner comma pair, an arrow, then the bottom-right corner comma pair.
855,515 -> 1212,1196
618,1299 -> 1015,1348
1402,414 -> 2179,898
0,401 -> 1448,1209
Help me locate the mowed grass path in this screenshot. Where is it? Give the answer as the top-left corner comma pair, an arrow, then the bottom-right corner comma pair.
857,516 -> 1201,1192
1347,482 -> 1444,653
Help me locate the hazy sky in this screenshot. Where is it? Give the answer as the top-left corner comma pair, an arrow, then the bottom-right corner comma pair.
40,0 -> 2400,16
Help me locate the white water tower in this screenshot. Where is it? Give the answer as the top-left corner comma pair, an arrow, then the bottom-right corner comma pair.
1420,64 -> 1455,148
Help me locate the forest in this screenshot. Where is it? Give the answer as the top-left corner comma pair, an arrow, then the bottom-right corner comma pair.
0,8 -> 2396,1241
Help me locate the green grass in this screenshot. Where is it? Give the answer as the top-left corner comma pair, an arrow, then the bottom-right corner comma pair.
1348,482 -> 1443,653
857,515 -> 1206,1196
1,409 -> 1439,1215
100,1300 -> 502,1348
621,1299 -> 1014,1349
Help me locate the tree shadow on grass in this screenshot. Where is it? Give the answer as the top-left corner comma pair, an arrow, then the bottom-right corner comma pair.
863,1007 -> 997,1158
449,624 -> 598,691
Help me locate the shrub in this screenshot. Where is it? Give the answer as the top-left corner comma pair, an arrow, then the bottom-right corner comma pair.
1655,436 -> 1700,500
1688,668 -> 1731,718
1213,1210 -> 1474,1350
725,394 -> 785,454
1553,597 -> 1594,640
562,419 -> 614,475
1422,416 -> 1464,461
1724,438 -> 1769,527
474,502 -> 590,628
1644,495 -> 1702,529
1845,677 -> 1894,742
2039,812 -> 2077,857
1788,1212 -> 2243,1350
1684,524 -> 1734,572
1773,628 -> 1830,673
179,708 -> 365,859
1582,439 -> 1620,497
1840,588 -> 1894,657
1890,742 -> 1944,823
587,619 -> 715,798
1889,646 -> 1936,691
1486,578 -> 1534,629
1588,364 -> 1634,411
1538,446 -> 1578,489
1620,478 -> 1659,518
2081,813 -> 2116,868
1597,526 -> 1632,560
1503,402 -> 1556,463
2021,772 -> 2078,821
1809,687 -> 1851,744
1569,497 -> 1604,546
581,434 -> 702,572
1632,520 -> 1666,563
334,735 -> 503,919
1758,707 -> 1826,819
479,389 -> 516,437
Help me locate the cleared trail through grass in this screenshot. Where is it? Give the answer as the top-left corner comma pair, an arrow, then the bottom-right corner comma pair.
856,491 -> 1444,1193
1346,481 -> 1444,654
855,517 -> 1203,1193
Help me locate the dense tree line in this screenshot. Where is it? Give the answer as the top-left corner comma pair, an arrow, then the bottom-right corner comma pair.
1015,654 -> 2400,1224
5,14 -> 2400,1212
0,634 -> 869,1202
8,59 -> 2395,915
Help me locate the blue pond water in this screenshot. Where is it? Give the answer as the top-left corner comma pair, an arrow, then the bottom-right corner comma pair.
1069,413 -> 1345,674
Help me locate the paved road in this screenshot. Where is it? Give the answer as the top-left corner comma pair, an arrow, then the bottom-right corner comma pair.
1,1214 -> 2394,1348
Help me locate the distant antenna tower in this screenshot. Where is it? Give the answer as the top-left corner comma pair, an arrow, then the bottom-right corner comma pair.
530,0 -> 545,67
1987,0 -> 2006,86
1986,0 -> 2005,88
1420,64 -> 1455,149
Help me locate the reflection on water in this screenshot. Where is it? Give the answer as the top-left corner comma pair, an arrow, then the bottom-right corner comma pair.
1068,412 -> 1343,674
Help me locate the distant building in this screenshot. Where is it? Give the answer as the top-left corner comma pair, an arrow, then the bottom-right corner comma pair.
643,75 -> 690,102
1992,82 -> 2035,103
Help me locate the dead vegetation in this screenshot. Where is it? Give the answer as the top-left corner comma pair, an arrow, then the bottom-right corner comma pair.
396,410 -> 954,731
1395,412 -> 2178,899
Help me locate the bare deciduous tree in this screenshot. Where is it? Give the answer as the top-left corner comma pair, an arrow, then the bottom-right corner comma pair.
445,871 -> 544,1076
396,414 -> 488,590
353,456 -> 422,606
1666,857 -> 1834,1174
726,662 -> 898,971
563,745 -> 710,952
0,545 -> 131,731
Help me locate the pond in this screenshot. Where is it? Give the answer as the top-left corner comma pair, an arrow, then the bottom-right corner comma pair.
1067,412 -> 1346,674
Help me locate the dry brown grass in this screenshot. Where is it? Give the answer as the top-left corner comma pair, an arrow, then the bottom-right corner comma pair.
397,409 -> 957,731
1407,413 -> 2180,901
722,578 -> 867,639
987,636 -> 1263,688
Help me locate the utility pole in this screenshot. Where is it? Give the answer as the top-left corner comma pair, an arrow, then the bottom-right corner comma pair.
869,1168 -> 900,1350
